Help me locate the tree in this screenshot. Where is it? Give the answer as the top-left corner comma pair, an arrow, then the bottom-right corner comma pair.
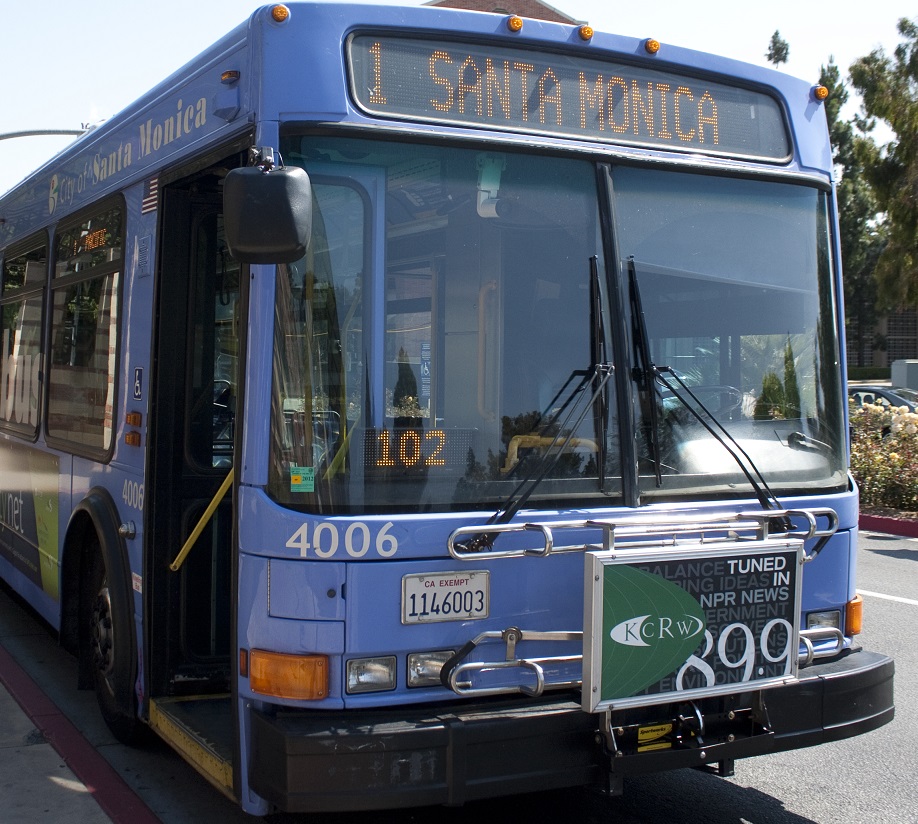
849,18 -> 918,307
393,346 -> 419,415
784,338 -> 801,418
766,31 -> 789,66
819,59 -> 886,365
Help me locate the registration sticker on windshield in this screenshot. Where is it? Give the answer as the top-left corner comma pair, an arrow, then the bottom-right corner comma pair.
290,466 -> 314,492
402,571 -> 489,624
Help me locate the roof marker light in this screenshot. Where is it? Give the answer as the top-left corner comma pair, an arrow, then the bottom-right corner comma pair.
507,15 -> 523,33
221,70 -> 240,85
578,25 -> 594,42
644,38 -> 661,55
271,4 -> 290,23
813,84 -> 830,102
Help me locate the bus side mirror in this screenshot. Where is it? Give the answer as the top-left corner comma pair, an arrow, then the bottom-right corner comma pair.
223,165 -> 312,263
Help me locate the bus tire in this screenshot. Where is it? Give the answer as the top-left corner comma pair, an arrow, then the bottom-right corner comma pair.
86,536 -> 141,744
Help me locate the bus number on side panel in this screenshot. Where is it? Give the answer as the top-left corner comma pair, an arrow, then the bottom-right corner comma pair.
122,480 -> 144,511
286,521 -> 398,558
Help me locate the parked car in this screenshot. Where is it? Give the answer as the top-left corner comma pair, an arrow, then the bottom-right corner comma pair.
848,384 -> 918,412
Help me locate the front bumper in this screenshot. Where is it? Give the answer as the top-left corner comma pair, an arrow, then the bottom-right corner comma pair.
249,648 -> 893,813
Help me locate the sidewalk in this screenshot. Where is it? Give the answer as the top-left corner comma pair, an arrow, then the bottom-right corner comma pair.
859,512 -> 918,539
0,643 -> 159,824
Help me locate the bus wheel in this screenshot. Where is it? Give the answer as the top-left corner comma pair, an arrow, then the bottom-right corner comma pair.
87,540 -> 140,744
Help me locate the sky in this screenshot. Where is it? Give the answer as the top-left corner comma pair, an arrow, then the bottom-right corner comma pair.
0,0 -> 909,196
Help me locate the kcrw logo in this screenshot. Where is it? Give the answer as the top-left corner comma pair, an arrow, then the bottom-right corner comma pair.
609,614 -> 704,647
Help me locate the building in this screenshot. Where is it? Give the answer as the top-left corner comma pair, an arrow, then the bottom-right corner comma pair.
848,309 -> 918,371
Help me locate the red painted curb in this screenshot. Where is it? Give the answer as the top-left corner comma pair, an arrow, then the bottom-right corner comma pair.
0,643 -> 160,824
859,514 -> 918,539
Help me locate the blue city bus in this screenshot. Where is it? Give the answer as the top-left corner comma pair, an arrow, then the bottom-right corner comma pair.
0,2 -> 894,815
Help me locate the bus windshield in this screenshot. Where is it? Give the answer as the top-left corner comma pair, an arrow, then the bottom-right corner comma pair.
268,135 -> 846,513
612,167 -> 846,499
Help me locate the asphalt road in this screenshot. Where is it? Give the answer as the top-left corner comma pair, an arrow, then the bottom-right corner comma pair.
0,528 -> 911,823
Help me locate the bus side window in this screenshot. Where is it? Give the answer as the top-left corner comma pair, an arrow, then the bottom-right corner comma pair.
0,242 -> 45,434
47,203 -> 122,453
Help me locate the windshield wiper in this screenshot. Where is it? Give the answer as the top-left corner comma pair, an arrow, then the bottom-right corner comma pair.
590,255 -> 610,487
628,258 -> 785,518
654,366 -> 784,514
454,364 -> 613,553
628,257 -> 663,486
456,257 -> 614,553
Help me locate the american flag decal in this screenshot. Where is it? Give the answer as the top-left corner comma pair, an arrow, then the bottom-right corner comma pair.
141,177 -> 158,214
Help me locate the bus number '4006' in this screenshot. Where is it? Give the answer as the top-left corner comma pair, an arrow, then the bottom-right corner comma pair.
286,521 -> 398,558
122,480 -> 144,511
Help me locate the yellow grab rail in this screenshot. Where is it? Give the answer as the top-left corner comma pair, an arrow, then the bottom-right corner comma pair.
169,468 -> 234,572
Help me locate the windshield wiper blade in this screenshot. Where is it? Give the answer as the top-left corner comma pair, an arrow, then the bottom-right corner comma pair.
628,257 -> 663,486
590,255 -> 610,487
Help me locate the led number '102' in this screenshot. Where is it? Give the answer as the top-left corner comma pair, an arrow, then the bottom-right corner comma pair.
374,429 -> 446,468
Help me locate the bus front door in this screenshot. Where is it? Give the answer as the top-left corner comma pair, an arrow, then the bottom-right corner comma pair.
146,161 -> 241,796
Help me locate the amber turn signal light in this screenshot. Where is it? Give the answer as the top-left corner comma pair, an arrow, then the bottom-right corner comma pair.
846,594 -> 863,635
249,649 -> 328,699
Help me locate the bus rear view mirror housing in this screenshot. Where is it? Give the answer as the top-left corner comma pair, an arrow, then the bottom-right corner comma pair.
224,165 -> 312,264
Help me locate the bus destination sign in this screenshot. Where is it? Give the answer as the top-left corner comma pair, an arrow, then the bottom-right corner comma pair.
348,35 -> 790,161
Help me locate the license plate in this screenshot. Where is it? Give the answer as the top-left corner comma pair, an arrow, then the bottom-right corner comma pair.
583,541 -> 802,713
402,571 -> 489,624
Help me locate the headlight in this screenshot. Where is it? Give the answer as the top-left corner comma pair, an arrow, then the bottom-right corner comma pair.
346,656 -> 397,693
407,650 -> 455,688
806,610 -> 840,630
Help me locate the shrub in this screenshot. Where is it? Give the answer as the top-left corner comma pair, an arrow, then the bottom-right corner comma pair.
849,401 -> 918,511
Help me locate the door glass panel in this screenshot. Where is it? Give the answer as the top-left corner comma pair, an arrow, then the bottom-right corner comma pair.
187,210 -> 239,469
